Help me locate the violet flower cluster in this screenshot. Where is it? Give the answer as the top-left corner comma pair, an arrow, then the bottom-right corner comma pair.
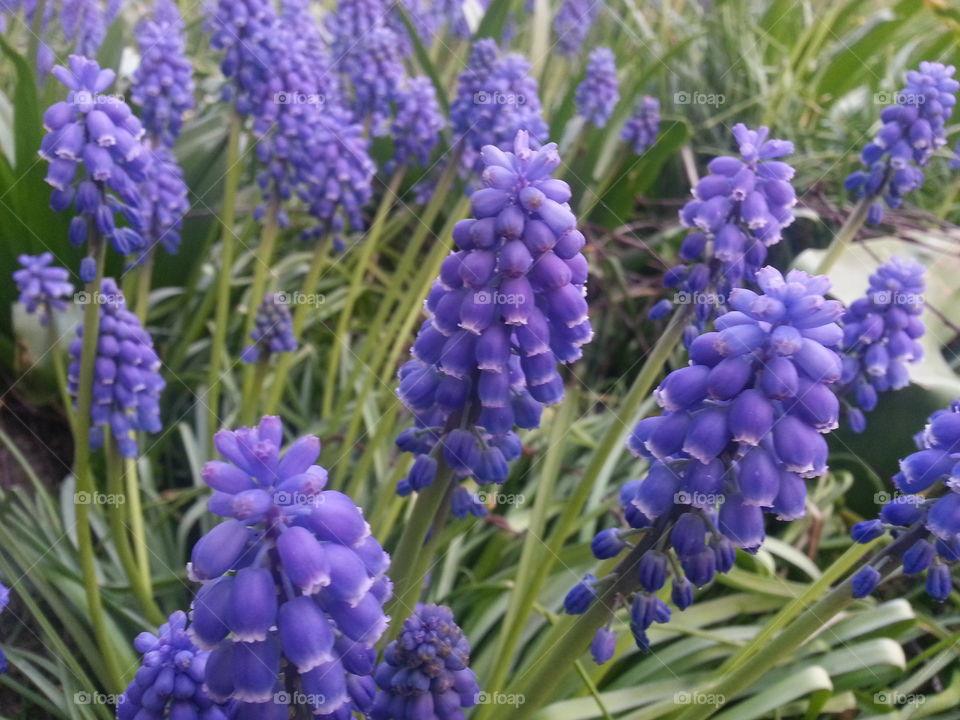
850,401 -> 960,602
553,0 -> 601,56
396,131 -> 591,516
241,293 -> 298,363
568,266 -> 846,657
131,0 -> 195,148
391,77 -> 446,170
189,417 -> 391,718
450,39 -> 549,175
67,278 -> 165,457
575,47 -> 620,128
117,611 -> 228,720
659,124 -> 797,332
41,56 -> 148,262
0,583 -> 8,674
846,62 -> 958,224
371,604 -> 480,720
13,253 -> 74,326
327,0 -> 407,135
621,96 -> 660,155
2,0 -> 117,72
838,257 -> 925,433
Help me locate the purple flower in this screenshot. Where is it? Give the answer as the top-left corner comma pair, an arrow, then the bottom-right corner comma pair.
241,293 -> 298,363
67,278 -> 164,457
13,253 -> 74,325
117,611 -> 229,720
846,62 -> 958,222
591,626 -> 616,665
851,401 -> 960,602
390,76 -> 446,169
395,131 -> 591,500
621,96 -> 660,154
139,145 -> 190,255
838,257 -> 925,431
327,0 -> 406,135
205,0 -> 277,116
371,604 -> 479,720
41,55 -> 149,257
564,573 -> 597,614
575,47 -> 620,128
553,0 -> 601,56
577,267 -> 845,659
659,123 -> 797,328
450,39 -> 549,175
190,417 -> 391,717
0,583 -> 9,674
131,0 -> 195,147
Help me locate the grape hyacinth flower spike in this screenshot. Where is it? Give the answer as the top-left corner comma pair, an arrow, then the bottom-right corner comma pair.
13,253 -> 74,326
189,416 -> 391,718
241,293 -> 298,363
371,604 -> 480,719
117,611 -> 228,720
846,62 -> 958,223
396,130 -> 591,515
450,40 -> 549,175
658,123 -> 797,332
553,0 -> 601,57
40,55 -> 149,260
67,278 -> 165,457
390,76 -> 446,171
569,266 -> 846,659
621,96 -> 660,154
851,401 -> 960,601
575,47 -> 620,128
0,583 -> 9,674
838,257 -> 925,432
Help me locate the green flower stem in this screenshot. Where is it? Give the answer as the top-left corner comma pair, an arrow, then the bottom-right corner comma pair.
262,242 -> 328,414
482,395 -> 577,709
383,462 -> 454,639
124,456 -> 160,619
105,442 -> 164,625
240,356 -> 270,425
815,196 -> 872,276
134,246 -> 156,323
507,514 -> 674,720
71,237 -> 124,692
205,111 -> 243,452
321,171 -> 405,418
239,194 -> 282,415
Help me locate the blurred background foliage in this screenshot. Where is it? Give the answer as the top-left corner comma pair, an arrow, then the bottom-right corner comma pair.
0,0 -> 959,717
